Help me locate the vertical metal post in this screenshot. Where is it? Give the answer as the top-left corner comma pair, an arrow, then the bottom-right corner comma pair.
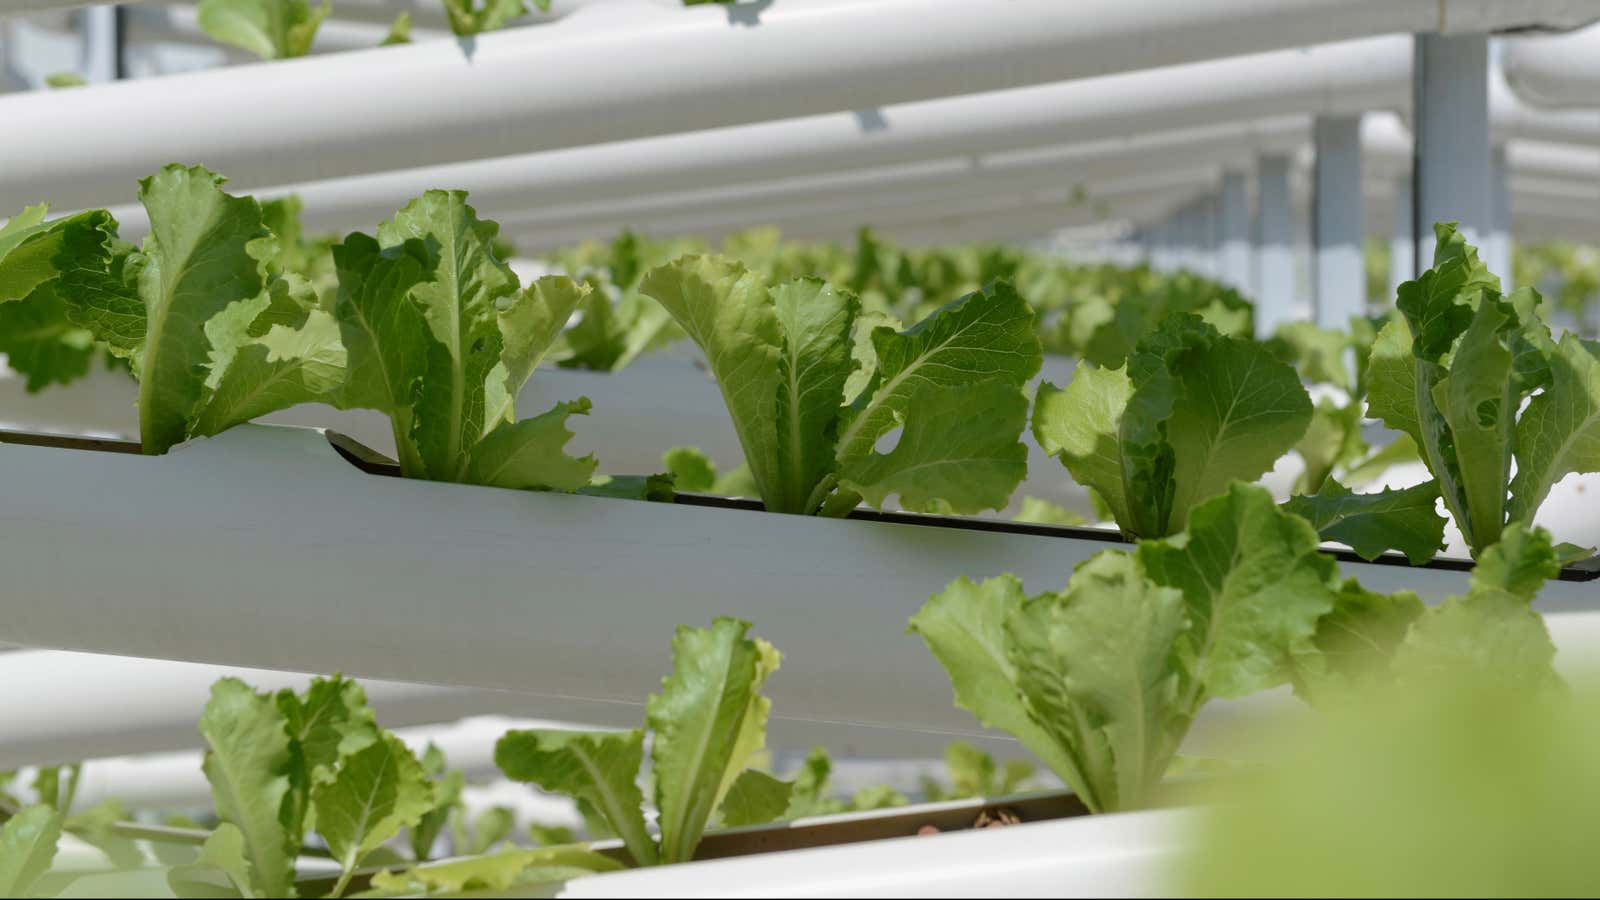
1255,153 -> 1296,336
1489,143 -> 1513,288
1218,171 -> 1252,295
1196,192 -> 1219,278
1313,115 -> 1365,328
82,6 -> 121,83
1413,33 -> 1491,269
1388,175 -> 1416,302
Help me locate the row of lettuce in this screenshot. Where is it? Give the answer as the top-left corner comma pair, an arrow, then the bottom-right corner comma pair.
0,512 -> 1573,896
4,165 -> 1597,568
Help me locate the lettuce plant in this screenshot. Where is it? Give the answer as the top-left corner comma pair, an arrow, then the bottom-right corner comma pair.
0,204 -> 128,393
1035,315 -> 1446,563
639,256 -> 1042,515
496,618 -> 792,867
911,483 -> 1340,814
196,0 -> 331,59
37,165 -> 598,493
1368,223 -> 1600,558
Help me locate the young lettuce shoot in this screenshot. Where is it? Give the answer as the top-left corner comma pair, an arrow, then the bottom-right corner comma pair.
640,255 -> 1043,515
496,618 -> 792,867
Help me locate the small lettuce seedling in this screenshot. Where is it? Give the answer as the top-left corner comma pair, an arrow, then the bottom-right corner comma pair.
911,483 -> 1340,814
496,618 -> 791,867
640,255 -> 1043,515
1368,223 -> 1600,558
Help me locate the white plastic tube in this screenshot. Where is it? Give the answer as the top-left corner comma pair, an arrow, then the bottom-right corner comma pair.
2,425 -> 1595,762
1503,21 -> 1600,108
7,0 -> 1594,213
0,650 -> 573,768
97,37 -> 1410,237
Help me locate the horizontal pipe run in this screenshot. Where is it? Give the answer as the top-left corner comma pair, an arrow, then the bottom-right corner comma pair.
9,0 -> 1592,213
90,36 -> 1414,234
1,425 -> 1595,763
1503,22 -> 1600,108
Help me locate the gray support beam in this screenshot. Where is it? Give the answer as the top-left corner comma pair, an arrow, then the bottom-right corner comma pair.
1388,175 -> 1416,302
1196,192 -> 1219,278
1313,115 -> 1365,328
81,5 -> 119,83
1413,33 -> 1491,268
1489,143 -> 1513,288
1218,171 -> 1252,294
1255,153 -> 1296,336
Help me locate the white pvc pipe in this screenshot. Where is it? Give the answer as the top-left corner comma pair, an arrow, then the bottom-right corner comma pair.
9,0 -> 1587,214
0,650 -> 584,769
345,119 -> 1307,249
91,36 -> 1408,236
1503,22 -> 1600,109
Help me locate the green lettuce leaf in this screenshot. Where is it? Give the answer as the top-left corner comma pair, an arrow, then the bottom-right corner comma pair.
197,0 -> 330,59
462,398 -> 598,492
1138,482 -> 1339,703
642,259 -> 1037,514
168,823 -> 254,899
0,806 -> 62,899
358,846 -> 620,898
1004,552 -> 1188,813
495,729 -> 657,867
376,191 -> 519,482
908,576 -> 1085,800
486,275 -> 589,428
192,308 -> 346,437
313,733 -> 434,897
1509,334 -> 1600,524
1290,579 -> 1425,705
771,278 -> 857,514
1035,318 -> 1310,538
128,165 -> 275,453
1369,223 -> 1558,555
839,378 -> 1030,514
834,281 -> 1039,464
717,769 -> 794,828
649,618 -> 777,864
441,0 -> 529,37
1033,364 -> 1135,530
640,257 -> 787,507
1282,480 -> 1446,564
0,286 -> 95,392
197,679 -> 297,898
1162,332 -> 1312,530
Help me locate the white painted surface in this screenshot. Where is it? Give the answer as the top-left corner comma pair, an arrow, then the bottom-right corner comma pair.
560,809 -> 1196,898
